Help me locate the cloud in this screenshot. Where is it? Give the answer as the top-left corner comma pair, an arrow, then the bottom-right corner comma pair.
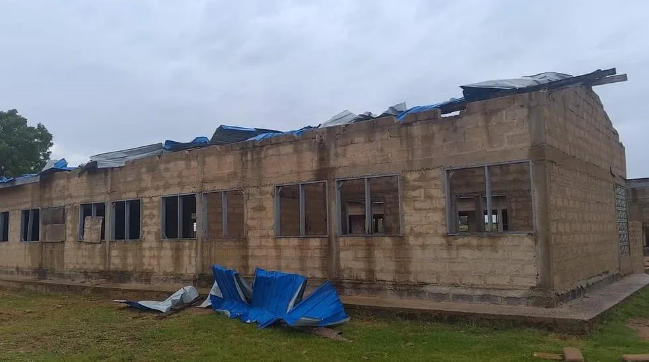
0,0 -> 647,176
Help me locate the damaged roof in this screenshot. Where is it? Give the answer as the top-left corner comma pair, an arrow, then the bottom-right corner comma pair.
0,68 -> 626,189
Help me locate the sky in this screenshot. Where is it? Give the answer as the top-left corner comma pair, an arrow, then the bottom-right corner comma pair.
0,0 -> 647,177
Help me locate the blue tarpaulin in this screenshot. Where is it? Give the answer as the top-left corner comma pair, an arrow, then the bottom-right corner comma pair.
206,265 -> 349,329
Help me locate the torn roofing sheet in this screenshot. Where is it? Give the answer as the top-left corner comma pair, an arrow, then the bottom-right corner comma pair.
83,143 -> 164,169
208,265 -> 253,319
396,69 -> 620,120
396,98 -> 465,121
210,125 -> 281,145
247,127 -> 314,142
318,102 -> 407,129
40,158 -> 75,175
163,136 -> 210,151
0,158 -> 74,188
2,68 -> 622,186
0,174 -> 39,186
283,281 -> 350,327
248,268 -> 307,328
207,265 -> 349,329
121,286 -> 199,313
461,72 -> 573,101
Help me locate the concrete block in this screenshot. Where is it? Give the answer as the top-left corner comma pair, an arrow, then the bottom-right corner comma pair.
562,347 -> 583,362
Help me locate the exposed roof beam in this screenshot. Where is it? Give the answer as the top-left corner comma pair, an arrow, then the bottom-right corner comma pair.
590,74 -> 628,87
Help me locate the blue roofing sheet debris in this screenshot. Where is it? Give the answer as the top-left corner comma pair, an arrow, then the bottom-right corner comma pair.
247,127 -> 314,142
396,98 -> 465,121
163,137 -> 210,151
0,158 -> 75,186
205,265 -> 349,329
210,125 -> 281,145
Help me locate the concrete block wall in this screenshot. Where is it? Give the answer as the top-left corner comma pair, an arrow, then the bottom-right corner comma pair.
539,86 -> 639,294
0,85 -> 630,306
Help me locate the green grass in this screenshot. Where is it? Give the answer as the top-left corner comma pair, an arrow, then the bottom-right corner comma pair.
2,288 -> 649,362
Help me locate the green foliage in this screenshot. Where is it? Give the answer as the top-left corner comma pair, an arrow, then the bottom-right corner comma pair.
0,109 -> 53,178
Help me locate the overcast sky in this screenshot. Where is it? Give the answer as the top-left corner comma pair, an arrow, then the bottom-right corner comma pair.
0,0 -> 647,177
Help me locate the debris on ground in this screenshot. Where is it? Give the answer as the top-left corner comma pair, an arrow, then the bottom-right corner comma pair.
562,347 -> 584,362
204,265 -> 349,329
629,318 -> 649,341
622,354 -> 649,362
533,352 -> 562,360
115,286 -> 200,313
298,327 -> 350,342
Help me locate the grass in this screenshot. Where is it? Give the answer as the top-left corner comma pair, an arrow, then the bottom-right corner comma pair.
2,289 -> 649,362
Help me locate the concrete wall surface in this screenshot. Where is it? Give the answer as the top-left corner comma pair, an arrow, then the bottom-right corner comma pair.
0,86 -> 636,306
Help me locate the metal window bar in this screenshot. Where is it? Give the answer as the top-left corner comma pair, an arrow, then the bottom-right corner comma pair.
160,198 -> 166,239
110,202 -> 115,241
445,170 -> 453,233
177,196 -> 183,239
200,193 -> 208,239
299,184 -> 306,236
335,175 -> 401,236
124,201 -> 131,240
364,178 -> 371,234
485,165 -> 493,232
397,173 -> 403,235
274,187 -> 282,236
27,209 -> 35,242
0,213 -> 6,241
335,181 -> 342,236
222,191 -> 229,237
444,160 -> 535,235
274,182 -> 328,237
78,207 -> 84,241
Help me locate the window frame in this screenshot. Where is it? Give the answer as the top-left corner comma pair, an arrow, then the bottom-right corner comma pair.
0,211 -> 9,242
20,208 -> 40,242
78,202 -> 106,242
110,199 -> 143,241
203,189 -> 246,239
335,174 -> 402,237
161,193 -> 198,240
274,180 -> 329,238
444,160 -> 535,236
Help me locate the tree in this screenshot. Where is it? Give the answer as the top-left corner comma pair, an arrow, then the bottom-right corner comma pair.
0,109 -> 53,178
